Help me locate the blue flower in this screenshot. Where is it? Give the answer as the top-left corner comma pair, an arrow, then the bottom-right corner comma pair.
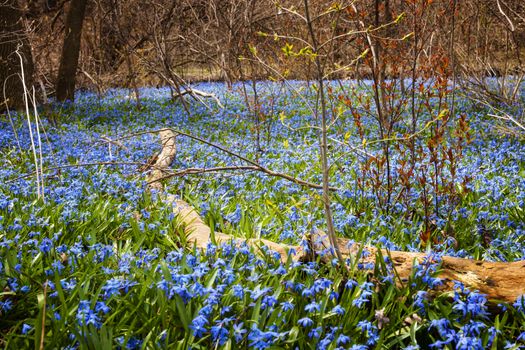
76,300 -> 101,329
356,321 -> 379,346
233,322 -> 247,342
332,305 -> 345,315
226,205 -> 242,225
349,345 -> 368,350
337,334 -> 351,345
352,289 -> 372,308
116,336 -> 143,350
39,238 -> 53,254
513,294 -> 525,313
429,318 -> 452,337
0,299 -> 13,312
283,280 -> 295,290
461,321 -> 486,337
21,323 -> 33,334
101,277 -> 137,298
247,325 -> 278,350
453,290 -> 488,319
413,291 -> 428,314
281,301 -> 294,311
317,336 -> 333,350
262,294 -> 278,310
305,301 -> 320,313
95,301 -> 110,314
211,323 -> 229,346
486,326 -> 498,348
251,286 -> 272,300
297,317 -> 314,327
312,278 -> 333,293
60,278 -> 77,292
345,279 -> 358,289
308,326 -> 322,339
301,287 -> 315,298
52,260 -> 65,273
456,335 -> 483,350
190,314 -> 208,338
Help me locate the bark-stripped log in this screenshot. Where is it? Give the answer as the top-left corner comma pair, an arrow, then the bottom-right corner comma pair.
146,130 -> 525,304
171,89 -> 224,108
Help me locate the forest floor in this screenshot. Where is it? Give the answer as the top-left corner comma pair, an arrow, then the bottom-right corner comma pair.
0,81 -> 524,349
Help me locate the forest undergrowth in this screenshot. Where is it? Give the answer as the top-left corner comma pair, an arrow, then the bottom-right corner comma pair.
1,81 -> 524,349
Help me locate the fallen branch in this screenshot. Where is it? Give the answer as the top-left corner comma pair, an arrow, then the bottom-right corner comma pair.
146,166 -> 260,184
488,113 -> 525,133
172,88 -> 224,109
100,135 -> 129,159
115,127 -> 339,191
147,130 -> 525,304
100,135 -> 129,151
145,130 -> 292,252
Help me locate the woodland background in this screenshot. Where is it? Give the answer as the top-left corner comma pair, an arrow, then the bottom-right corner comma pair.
1,0 -> 524,109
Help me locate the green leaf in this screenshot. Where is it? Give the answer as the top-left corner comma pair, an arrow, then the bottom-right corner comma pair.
174,296 -> 190,332
34,291 -> 46,350
281,43 -> 294,57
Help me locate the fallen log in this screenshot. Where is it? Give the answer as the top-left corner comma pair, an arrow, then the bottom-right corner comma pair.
171,88 -> 224,108
146,129 -> 525,304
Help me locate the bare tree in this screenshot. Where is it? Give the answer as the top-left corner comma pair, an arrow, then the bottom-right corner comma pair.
457,0 -> 525,136
55,0 -> 88,102
1,0 -> 34,111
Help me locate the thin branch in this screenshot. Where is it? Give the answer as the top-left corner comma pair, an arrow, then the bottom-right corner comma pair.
488,113 -> 525,132
262,32 -> 311,48
275,3 -> 307,22
496,0 -> 515,32
100,136 -> 129,151
147,165 -> 260,184
112,128 -> 340,191
10,128 -> 339,192
16,45 -> 43,200
323,48 -> 369,80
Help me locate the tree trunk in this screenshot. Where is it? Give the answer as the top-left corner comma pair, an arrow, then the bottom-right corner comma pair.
0,0 -> 34,111
55,0 -> 88,102
146,129 -> 525,306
